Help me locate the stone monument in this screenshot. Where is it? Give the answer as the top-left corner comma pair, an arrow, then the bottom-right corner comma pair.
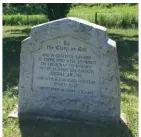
18,17 -> 120,125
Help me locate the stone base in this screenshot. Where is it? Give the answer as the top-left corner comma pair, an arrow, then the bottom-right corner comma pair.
8,105 -> 128,126
8,105 -> 18,118
120,113 -> 128,126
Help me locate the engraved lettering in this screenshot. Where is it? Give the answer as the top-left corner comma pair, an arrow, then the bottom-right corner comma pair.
33,37 -> 99,96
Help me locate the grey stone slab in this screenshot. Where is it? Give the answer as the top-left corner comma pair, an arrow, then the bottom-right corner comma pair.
8,105 -> 18,118
18,17 -> 120,125
9,105 -> 127,126
19,118 -> 132,137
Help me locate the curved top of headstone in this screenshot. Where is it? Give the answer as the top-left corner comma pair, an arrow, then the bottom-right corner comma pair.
22,17 -> 116,55
32,17 -> 107,31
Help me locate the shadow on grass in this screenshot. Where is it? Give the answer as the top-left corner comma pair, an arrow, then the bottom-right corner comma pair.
109,33 -> 138,95
3,27 -> 31,91
3,36 -> 26,91
19,118 -> 133,137
108,33 -> 138,62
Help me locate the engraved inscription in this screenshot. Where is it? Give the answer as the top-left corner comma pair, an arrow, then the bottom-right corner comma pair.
33,37 -> 100,95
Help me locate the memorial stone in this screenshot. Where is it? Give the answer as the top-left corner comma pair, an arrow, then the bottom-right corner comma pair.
18,17 -> 120,125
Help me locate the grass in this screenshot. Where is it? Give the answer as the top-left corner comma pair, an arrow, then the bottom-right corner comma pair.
3,89 -> 20,137
3,14 -> 48,26
3,26 -> 138,137
69,4 -> 138,15
68,4 -> 138,28
3,4 -> 138,28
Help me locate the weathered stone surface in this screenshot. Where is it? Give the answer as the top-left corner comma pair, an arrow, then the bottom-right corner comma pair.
18,17 -> 120,124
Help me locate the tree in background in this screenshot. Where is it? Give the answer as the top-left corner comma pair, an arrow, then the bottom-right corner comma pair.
3,3 -> 45,14
3,3 -> 72,21
43,3 -> 72,21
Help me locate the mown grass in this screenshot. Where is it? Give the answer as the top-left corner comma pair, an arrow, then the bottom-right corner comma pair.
3,4 -> 138,28
3,26 -> 138,137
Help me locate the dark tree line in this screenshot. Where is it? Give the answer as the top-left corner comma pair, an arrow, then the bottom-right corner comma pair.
3,3 -> 72,21
42,4 -> 71,21
3,3 -> 137,21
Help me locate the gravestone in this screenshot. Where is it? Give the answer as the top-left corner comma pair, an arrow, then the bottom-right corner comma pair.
18,17 -> 120,125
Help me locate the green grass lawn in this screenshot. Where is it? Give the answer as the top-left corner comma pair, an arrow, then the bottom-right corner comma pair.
3,26 -> 138,137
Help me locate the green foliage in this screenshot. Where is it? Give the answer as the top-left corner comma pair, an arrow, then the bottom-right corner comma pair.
3,3 -> 45,15
3,4 -> 138,28
97,13 -> 138,28
71,3 -> 137,8
67,13 -> 138,28
3,12 -> 138,28
68,4 -> 138,28
3,3 -> 138,15
3,14 -> 47,25
42,3 -> 72,21
3,3 -> 72,20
